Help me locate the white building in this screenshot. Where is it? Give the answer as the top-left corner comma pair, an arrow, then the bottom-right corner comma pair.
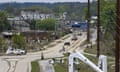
8,17 -> 30,32
20,10 -> 55,20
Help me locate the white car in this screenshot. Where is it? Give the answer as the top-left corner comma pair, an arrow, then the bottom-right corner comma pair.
6,46 -> 27,55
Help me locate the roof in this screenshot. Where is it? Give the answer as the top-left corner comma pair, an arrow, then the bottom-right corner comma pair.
71,24 -> 81,27
71,22 -> 87,29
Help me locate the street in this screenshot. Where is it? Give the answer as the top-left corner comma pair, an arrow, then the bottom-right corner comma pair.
0,32 -> 88,72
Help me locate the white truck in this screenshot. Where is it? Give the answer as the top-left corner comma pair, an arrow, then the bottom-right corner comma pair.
6,46 -> 27,55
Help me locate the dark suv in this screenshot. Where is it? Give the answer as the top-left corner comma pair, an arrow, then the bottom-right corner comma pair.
64,42 -> 70,46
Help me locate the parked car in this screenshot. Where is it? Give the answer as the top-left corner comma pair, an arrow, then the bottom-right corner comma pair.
6,46 -> 27,55
64,42 -> 70,46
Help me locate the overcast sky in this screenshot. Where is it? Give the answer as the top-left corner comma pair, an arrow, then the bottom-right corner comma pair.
0,0 -> 94,3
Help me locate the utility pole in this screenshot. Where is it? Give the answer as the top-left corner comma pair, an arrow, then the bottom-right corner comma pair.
97,0 -> 100,57
87,0 -> 90,42
115,0 -> 120,72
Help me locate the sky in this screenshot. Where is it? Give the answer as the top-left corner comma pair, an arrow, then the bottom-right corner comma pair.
0,0 -> 94,3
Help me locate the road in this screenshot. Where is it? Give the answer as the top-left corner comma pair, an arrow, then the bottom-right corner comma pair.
0,32 -> 88,72
0,59 -> 9,72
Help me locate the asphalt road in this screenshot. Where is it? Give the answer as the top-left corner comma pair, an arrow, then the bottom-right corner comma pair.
0,31 -> 88,72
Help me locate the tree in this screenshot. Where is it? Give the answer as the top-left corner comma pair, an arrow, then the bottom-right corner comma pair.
0,11 -> 10,32
4,5 -> 21,16
99,0 -> 116,56
0,37 -> 7,52
4,6 -> 14,16
36,18 -> 56,31
0,37 -> 3,51
100,0 -> 115,40
29,20 -> 36,30
12,35 -> 26,49
52,5 -> 66,16
25,5 -> 52,13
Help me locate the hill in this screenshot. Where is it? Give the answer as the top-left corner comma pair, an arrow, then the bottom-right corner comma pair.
0,2 -> 97,20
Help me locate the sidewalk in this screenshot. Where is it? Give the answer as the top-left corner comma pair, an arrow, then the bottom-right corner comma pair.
39,60 -> 55,72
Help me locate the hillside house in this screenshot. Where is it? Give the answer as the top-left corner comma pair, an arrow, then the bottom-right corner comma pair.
7,17 -> 30,32
20,10 -> 55,20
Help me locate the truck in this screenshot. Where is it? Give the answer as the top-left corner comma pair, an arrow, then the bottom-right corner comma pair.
6,46 -> 27,55
71,34 -> 77,40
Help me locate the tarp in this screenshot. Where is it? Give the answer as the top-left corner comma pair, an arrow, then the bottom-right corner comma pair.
71,22 -> 87,29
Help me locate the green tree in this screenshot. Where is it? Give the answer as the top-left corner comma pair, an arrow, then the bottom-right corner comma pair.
0,37 -> 7,52
52,5 -> 66,16
12,35 -> 26,49
4,6 -> 14,16
0,11 -> 10,32
23,5 -> 52,13
0,37 -> 3,51
4,5 -> 21,16
99,0 -> 116,54
100,0 -> 115,40
36,18 -> 56,30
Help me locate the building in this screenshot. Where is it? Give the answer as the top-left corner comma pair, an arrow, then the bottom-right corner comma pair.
7,17 -> 30,32
20,10 -> 55,20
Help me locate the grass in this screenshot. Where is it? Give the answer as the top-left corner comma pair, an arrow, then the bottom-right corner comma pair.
84,43 -> 115,57
84,43 -> 116,72
54,54 -> 115,72
31,61 -> 40,72
40,35 -> 117,72
53,57 -> 97,72
54,63 -> 68,72
53,58 -> 68,72
63,52 -> 70,57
